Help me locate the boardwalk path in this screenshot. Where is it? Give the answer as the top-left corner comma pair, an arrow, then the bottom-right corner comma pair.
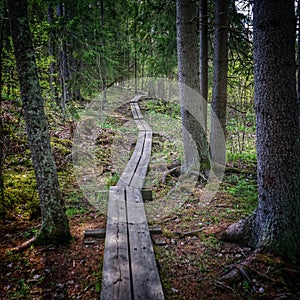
100,95 -> 164,300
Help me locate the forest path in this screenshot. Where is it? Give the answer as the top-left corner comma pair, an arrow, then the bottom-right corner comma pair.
100,95 -> 164,300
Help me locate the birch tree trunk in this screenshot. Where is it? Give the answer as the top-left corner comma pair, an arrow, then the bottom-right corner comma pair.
8,0 -> 71,245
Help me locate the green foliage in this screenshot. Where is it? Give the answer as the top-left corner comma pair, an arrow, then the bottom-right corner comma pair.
227,152 -> 257,169
11,278 -> 31,300
224,174 -> 257,214
226,80 -> 255,155
144,99 -> 180,119
104,173 -> 119,189
66,207 -> 87,218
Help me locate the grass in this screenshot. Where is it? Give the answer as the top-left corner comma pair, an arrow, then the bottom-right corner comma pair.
66,207 -> 88,218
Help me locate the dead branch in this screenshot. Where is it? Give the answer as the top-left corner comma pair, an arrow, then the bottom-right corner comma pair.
10,236 -> 37,253
161,166 -> 181,184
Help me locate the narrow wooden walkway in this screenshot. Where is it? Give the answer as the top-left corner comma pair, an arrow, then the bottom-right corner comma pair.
101,95 -> 164,300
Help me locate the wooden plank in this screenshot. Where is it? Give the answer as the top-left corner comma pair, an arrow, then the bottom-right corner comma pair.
130,94 -> 142,103
149,225 -> 162,235
141,189 -> 153,201
130,103 -> 140,119
130,132 -> 152,189
134,119 -> 147,131
84,228 -> 106,238
134,103 -> 144,119
126,187 -> 165,300
85,225 -> 161,238
101,97 -> 164,300
131,103 -> 144,120
117,131 -> 146,186
101,186 -> 132,300
139,119 -> 152,132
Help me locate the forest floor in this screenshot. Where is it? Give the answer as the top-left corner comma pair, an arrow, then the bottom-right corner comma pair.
1,99 -> 300,299
1,196 -> 300,300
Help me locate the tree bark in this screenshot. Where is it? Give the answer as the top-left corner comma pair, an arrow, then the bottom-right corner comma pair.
298,1 -> 300,128
176,0 -> 210,171
0,3 -> 6,216
224,0 -> 300,262
56,2 -> 71,115
199,0 -> 208,132
100,0 -> 107,101
210,0 -> 229,166
47,2 -> 58,105
8,0 -> 71,245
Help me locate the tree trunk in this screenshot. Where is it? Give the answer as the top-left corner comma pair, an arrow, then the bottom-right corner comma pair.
100,0 -> 107,102
57,2 -> 71,115
0,4 -> 6,216
224,0 -> 300,262
8,0 -> 71,245
199,0 -> 208,131
210,0 -> 229,166
298,1 -> 300,128
47,2 -> 58,105
176,0 -> 210,172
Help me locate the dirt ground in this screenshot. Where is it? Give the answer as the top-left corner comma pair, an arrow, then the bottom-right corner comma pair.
1,196 -> 300,300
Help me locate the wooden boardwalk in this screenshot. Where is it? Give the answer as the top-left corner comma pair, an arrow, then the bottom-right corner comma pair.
101,95 -> 164,300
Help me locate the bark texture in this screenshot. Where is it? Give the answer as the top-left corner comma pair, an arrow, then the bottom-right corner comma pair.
47,2 -> 57,104
210,0 -> 229,166
199,0 -> 208,131
224,0 -> 300,261
8,0 -> 71,245
176,0 -> 209,171
298,1 -> 300,128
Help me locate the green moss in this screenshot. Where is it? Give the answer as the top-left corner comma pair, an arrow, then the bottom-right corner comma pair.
3,170 -> 40,219
50,137 -> 72,156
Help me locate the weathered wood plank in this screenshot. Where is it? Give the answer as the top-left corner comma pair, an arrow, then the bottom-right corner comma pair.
134,119 -> 147,131
141,189 -> 153,201
84,226 -> 161,239
101,95 -> 164,300
117,131 -> 146,186
126,187 -> 164,300
139,119 -> 152,132
133,103 -> 144,119
149,225 -> 162,234
130,103 -> 140,120
130,94 -> 142,103
131,103 -> 144,120
130,132 -> 152,189
84,228 -> 106,238
101,186 -> 132,300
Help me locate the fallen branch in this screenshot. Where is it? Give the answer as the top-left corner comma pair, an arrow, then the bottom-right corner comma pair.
10,236 -> 37,253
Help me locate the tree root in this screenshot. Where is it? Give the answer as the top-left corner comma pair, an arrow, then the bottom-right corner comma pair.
161,166 -> 181,184
174,228 -> 204,237
214,280 -> 235,292
220,248 -> 275,284
221,214 -> 255,245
